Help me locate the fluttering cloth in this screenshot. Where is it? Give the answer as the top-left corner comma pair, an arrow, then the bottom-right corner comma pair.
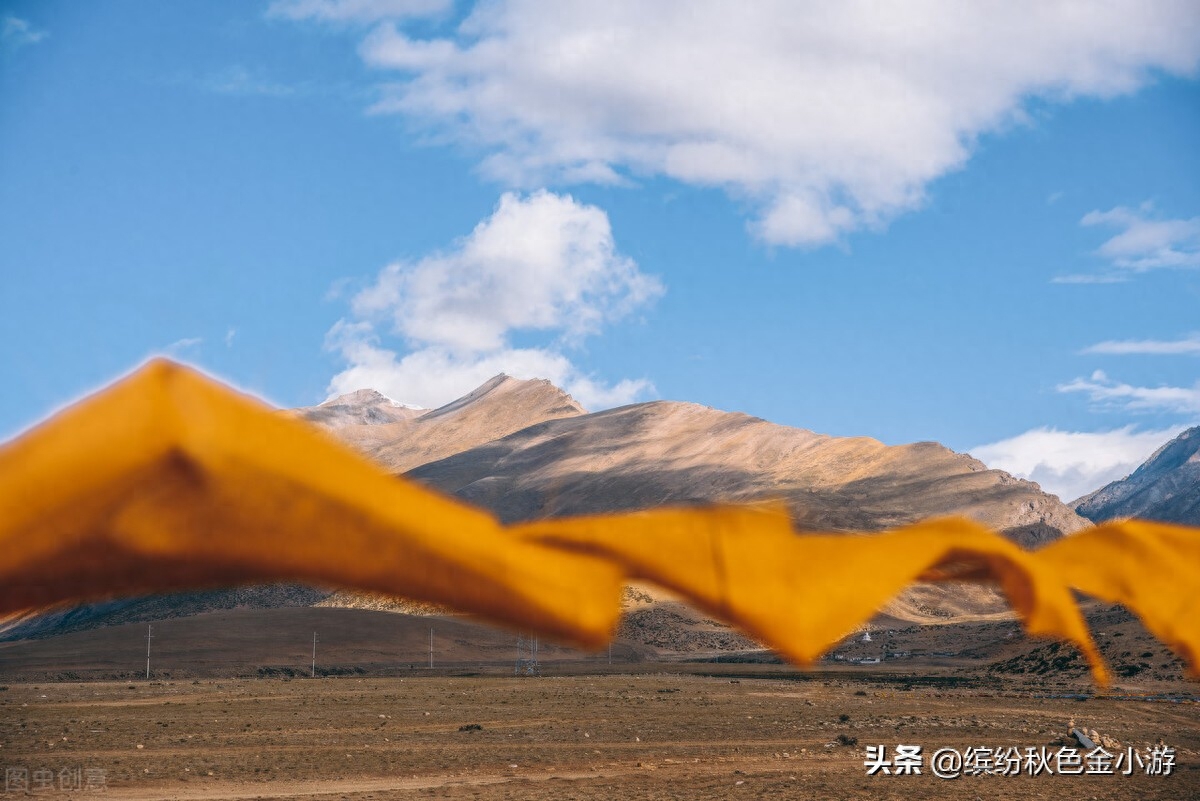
2,360 -> 1197,686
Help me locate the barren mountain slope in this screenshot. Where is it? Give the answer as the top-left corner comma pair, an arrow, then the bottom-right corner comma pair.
409,400 -> 1087,546
299,374 -> 587,472
405,399 -> 1091,624
1075,425 -> 1200,524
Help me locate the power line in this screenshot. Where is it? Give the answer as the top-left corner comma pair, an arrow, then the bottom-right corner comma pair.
515,632 -> 540,676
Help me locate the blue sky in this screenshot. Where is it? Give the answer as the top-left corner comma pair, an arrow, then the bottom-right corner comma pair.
2,0 -> 1198,501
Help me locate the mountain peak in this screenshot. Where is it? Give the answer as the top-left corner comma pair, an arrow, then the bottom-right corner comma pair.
422,374 -> 584,422
1130,426 -> 1200,477
1076,426 -> 1200,525
295,388 -> 426,429
348,374 -> 585,473
320,388 -> 422,410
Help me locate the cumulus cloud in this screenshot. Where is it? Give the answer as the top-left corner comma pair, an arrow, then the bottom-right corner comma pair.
326,191 -> 661,410
1083,333 -> 1200,355
970,424 -> 1187,502
330,1 -> 1200,246
1058,369 -> 1200,414
352,190 -> 661,352
325,322 -> 651,409
267,0 -> 450,23
1081,205 -> 1200,271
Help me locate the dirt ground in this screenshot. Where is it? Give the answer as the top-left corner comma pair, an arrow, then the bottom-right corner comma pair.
1,669 -> 1196,800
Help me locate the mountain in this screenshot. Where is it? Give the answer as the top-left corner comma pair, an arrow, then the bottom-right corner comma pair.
403,397 -> 1090,624
297,388 -> 426,427
0,586 -> 328,640
2,375 -> 1091,643
295,374 -> 586,472
1074,426 -> 1200,524
409,400 -> 1085,546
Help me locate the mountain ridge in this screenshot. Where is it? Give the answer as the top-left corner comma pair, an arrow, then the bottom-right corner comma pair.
294,373 -> 587,472
3,373 -> 1092,642
1075,425 -> 1200,524
408,397 -> 1083,545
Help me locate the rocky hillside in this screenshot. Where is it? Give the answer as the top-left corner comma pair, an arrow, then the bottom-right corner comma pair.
296,374 -> 586,472
1075,426 -> 1200,524
409,400 -> 1086,546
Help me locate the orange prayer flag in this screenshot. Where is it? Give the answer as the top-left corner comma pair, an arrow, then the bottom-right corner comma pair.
2,359 -> 1198,685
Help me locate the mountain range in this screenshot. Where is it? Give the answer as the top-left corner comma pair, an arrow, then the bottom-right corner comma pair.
4,375 -> 1193,649
405,389 -> 1082,544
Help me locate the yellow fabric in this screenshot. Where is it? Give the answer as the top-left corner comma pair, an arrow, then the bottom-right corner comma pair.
511,510 -> 1109,683
1037,520 -> 1200,673
1,359 -> 1197,686
0,360 -> 623,647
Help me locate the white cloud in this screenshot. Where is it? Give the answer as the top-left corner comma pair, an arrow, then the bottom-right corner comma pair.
331,1 -> 1200,246
1082,205 -> 1200,270
225,327 -> 237,347
1083,333 -> 1200,355
353,190 -> 662,352
163,337 -> 204,355
2,15 -> 47,51
970,424 -> 1188,502
325,321 -> 651,410
267,0 -> 450,23
1058,369 -> 1200,414
326,191 -> 660,410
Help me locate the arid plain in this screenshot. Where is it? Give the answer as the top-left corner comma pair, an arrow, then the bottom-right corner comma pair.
1,670 -> 1196,801
1,604 -> 1197,800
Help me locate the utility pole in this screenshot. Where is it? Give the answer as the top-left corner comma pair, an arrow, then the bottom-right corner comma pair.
428,627 -> 433,669
145,624 -> 152,680
608,641 -> 612,666
515,632 -> 540,675
312,632 -> 318,678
